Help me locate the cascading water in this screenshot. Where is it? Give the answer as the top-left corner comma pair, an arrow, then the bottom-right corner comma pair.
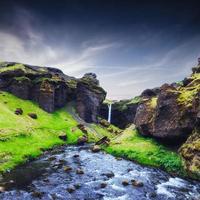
108,103 -> 112,123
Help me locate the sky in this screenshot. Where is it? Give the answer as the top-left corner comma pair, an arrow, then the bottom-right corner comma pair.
0,0 -> 200,100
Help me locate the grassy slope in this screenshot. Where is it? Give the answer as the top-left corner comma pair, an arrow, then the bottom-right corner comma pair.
0,92 -> 85,172
105,126 -> 185,176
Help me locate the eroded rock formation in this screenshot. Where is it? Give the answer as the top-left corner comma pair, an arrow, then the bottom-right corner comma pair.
0,62 -> 106,122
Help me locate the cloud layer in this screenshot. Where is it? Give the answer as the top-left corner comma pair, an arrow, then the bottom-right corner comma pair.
0,1 -> 200,99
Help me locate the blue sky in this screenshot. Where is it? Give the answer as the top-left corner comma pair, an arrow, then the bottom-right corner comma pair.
0,0 -> 200,99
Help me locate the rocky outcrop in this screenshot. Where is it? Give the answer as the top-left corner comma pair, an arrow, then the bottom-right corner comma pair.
76,73 -> 106,123
100,97 -> 141,129
135,77 -> 200,141
179,129 -> 200,179
0,62 -> 106,123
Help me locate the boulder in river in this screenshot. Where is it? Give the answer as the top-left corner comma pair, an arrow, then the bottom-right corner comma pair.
76,168 -> 84,175
100,182 -> 107,188
66,186 -> 76,193
91,145 -> 101,153
122,180 -> 129,186
64,166 -> 72,172
131,179 -> 144,187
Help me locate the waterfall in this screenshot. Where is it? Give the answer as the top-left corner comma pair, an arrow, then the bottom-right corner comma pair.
108,103 -> 112,123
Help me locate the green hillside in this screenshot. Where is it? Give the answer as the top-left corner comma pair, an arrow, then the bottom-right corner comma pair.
0,92 -> 86,172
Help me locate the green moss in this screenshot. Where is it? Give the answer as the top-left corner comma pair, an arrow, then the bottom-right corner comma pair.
66,79 -> 77,89
0,64 -> 25,73
0,92 -> 84,172
104,128 -> 185,175
103,99 -> 114,104
127,96 -> 141,105
0,64 -> 37,74
14,76 -> 30,82
149,97 -> 158,108
176,74 -> 200,107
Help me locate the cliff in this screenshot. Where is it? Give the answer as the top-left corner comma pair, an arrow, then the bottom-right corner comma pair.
0,62 -> 106,123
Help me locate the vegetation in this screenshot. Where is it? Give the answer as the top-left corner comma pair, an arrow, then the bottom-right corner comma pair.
0,92 -> 84,172
149,97 -> 158,108
104,127 -> 185,175
177,73 -> 200,107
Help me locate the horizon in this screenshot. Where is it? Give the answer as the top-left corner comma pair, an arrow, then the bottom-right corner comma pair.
0,0 -> 200,99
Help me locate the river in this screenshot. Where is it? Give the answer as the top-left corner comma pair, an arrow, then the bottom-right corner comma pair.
0,145 -> 199,200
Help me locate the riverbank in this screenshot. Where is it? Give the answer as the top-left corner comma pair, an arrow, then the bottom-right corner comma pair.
104,126 -> 185,177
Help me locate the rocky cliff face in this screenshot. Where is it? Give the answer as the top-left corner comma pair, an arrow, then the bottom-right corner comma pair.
100,97 -> 140,129
76,73 -> 106,123
135,83 -> 198,141
134,64 -> 200,177
0,62 -> 105,122
179,129 -> 200,179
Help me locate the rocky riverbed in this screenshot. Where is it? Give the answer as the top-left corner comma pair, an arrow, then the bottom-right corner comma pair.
0,145 -> 199,200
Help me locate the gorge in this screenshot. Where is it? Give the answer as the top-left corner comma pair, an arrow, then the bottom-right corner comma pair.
0,61 -> 200,200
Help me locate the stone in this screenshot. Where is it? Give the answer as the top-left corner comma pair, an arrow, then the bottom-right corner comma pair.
91,145 -> 101,153
66,186 -> 75,193
99,119 -> 110,127
15,108 -> 23,115
76,168 -> 84,175
102,171 -> 114,178
48,156 -> 56,161
131,180 -> 144,187
122,180 -> 129,186
31,191 -> 44,198
74,183 -> 81,189
0,186 -> 5,193
64,166 -> 72,172
59,134 -> 67,141
95,136 -> 110,145
28,113 -> 37,119
77,124 -> 88,134
100,182 -> 107,188
77,136 -> 88,145
149,192 -> 157,198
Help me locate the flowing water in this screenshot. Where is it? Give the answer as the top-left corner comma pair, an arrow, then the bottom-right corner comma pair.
0,145 -> 200,200
108,104 -> 112,123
